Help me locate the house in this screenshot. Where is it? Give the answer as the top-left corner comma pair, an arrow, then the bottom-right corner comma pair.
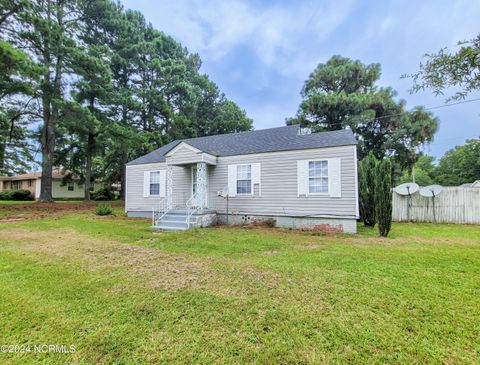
467,180 -> 480,188
126,125 -> 359,233
0,168 -> 87,200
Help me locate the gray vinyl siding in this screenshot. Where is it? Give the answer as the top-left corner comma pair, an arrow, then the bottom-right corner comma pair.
209,145 -> 357,218
125,163 -> 190,212
165,145 -> 217,166
126,145 -> 358,218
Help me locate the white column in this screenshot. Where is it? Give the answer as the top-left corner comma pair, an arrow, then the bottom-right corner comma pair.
166,165 -> 173,209
196,162 -> 207,209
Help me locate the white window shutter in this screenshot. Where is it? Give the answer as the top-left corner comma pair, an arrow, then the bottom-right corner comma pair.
328,158 -> 342,198
143,171 -> 150,198
159,170 -> 167,197
251,163 -> 261,196
297,160 -> 309,196
227,164 -> 237,197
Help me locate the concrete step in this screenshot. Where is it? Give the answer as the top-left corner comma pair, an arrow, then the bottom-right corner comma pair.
153,224 -> 187,231
160,215 -> 197,224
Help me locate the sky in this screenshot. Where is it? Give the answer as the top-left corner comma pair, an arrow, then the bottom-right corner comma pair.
121,0 -> 480,160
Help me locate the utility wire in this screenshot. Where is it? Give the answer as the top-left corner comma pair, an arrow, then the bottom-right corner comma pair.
298,97 -> 480,128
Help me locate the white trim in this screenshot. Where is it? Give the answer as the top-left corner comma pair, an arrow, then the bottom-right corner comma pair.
353,146 -> 359,218
125,169 -> 128,212
147,170 -> 162,197
165,142 -> 202,157
126,162 -> 166,169
236,163 -> 253,196
307,159 -> 329,195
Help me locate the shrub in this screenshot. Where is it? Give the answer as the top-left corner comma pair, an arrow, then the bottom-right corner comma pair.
0,189 -> 32,201
95,205 -> 113,216
264,218 -> 276,228
359,152 -> 378,227
374,158 -> 393,237
91,187 -> 115,201
0,191 -> 13,200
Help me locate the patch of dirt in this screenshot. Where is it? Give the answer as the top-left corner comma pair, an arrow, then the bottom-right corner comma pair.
0,213 -> 50,223
0,201 -> 125,222
1,228 -> 215,291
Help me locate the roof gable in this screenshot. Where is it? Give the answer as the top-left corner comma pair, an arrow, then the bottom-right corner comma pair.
165,142 -> 204,156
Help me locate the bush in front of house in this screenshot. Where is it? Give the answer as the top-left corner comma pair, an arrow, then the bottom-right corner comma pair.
95,205 -> 113,216
91,187 -> 115,201
0,189 -> 33,201
264,218 -> 277,228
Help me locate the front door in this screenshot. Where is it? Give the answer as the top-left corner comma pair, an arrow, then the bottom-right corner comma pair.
191,166 -> 198,207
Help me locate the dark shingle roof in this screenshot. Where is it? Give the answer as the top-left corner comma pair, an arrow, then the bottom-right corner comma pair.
127,125 -> 357,165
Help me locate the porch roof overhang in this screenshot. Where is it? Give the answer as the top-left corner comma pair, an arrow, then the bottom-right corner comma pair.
164,141 -> 217,166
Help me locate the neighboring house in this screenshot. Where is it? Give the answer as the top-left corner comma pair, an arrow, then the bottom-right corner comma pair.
126,125 -> 359,232
470,180 -> 480,188
460,180 -> 480,188
0,168 -> 86,199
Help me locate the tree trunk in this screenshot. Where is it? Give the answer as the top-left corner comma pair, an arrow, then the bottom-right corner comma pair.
39,112 -> 54,202
39,0 -> 64,203
84,132 -> 94,200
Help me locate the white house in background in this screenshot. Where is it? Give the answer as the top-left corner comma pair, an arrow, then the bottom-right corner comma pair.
125,125 -> 359,232
0,168 -> 87,199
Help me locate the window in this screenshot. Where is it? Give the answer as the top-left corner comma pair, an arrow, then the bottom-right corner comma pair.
149,171 -> 160,195
28,180 -> 32,187
236,165 -> 251,194
67,182 -> 74,191
309,160 -> 328,194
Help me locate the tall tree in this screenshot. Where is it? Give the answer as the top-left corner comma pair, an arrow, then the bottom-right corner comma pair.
436,139 -> 480,186
288,55 -> 438,169
358,152 -> 377,227
374,158 -> 393,237
408,34 -> 480,101
3,0 -> 86,201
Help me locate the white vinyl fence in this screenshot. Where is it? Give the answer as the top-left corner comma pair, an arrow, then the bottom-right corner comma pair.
392,187 -> 480,224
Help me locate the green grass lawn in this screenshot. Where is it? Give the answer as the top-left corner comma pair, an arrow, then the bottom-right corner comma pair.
0,200 -> 36,205
0,210 -> 479,364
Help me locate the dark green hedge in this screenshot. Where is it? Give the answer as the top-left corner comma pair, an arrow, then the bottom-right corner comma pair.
0,189 -> 34,201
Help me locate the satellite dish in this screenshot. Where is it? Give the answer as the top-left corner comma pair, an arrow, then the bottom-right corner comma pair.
419,185 -> 443,197
419,185 -> 443,223
217,185 -> 229,198
394,182 -> 419,222
395,182 -> 419,196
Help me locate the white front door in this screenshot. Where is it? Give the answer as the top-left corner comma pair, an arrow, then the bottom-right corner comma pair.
191,166 -> 198,207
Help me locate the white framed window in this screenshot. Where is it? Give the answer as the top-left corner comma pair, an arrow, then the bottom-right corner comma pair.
236,164 -> 251,194
309,160 -> 328,194
67,182 -> 75,191
149,171 -> 160,195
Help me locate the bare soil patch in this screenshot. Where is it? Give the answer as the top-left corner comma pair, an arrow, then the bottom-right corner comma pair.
2,227 -> 214,291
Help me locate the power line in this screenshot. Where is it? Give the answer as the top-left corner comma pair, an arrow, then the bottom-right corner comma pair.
300,97 -> 480,128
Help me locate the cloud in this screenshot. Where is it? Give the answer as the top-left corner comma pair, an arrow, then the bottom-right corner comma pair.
126,0 -> 355,76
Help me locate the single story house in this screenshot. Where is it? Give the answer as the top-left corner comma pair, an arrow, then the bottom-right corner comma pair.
126,125 -> 359,233
0,168 -> 87,199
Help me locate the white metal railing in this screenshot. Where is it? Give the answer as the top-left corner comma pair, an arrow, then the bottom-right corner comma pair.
185,192 -> 198,228
152,198 -> 168,226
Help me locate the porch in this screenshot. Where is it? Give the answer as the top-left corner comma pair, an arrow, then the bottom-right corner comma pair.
152,161 -> 218,230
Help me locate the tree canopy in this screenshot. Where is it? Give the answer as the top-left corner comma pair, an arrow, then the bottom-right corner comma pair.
0,0 -> 252,200
287,55 -> 439,170
408,34 -> 480,101
436,139 -> 480,186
